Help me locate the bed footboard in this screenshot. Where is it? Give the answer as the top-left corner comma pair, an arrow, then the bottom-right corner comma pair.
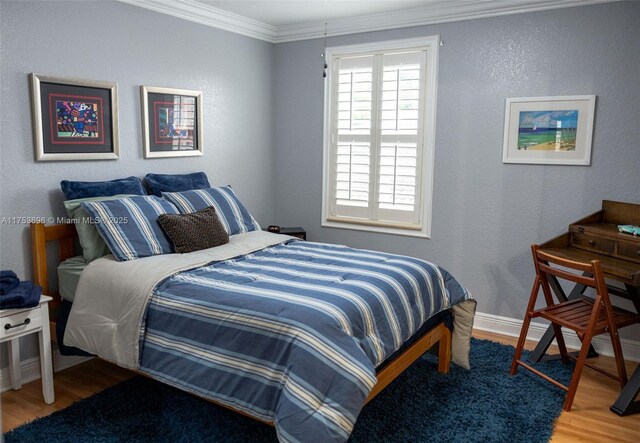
366,322 -> 450,403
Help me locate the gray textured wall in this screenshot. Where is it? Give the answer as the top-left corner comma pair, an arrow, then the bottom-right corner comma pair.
1,1 -> 639,373
273,2 -> 640,330
0,1 -> 275,365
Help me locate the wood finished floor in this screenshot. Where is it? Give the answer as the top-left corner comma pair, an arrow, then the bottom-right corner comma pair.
2,330 -> 639,442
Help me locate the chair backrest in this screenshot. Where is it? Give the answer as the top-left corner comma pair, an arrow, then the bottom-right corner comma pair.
531,244 -> 612,309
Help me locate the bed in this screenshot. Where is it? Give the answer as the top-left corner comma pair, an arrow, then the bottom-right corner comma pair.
30,181 -> 475,443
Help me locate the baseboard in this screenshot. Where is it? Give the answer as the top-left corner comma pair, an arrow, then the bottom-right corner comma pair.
474,311 -> 640,362
0,351 -> 92,393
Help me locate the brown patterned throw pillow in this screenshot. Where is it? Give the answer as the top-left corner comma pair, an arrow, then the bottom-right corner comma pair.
157,206 -> 229,253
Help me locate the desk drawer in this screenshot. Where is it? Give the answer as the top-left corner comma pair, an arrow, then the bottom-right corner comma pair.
571,233 -> 616,255
618,241 -> 640,264
0,307 -> 41,341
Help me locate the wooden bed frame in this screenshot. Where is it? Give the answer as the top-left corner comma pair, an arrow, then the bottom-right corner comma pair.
30,221 -> 451,416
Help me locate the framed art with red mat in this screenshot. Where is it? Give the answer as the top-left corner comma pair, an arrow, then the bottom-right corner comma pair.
30,73 -> 119,161
141,85 -> 203,159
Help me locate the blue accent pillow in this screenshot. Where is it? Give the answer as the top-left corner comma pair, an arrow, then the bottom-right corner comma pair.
162,186 -> 260,236
61,177 -> 146,200
81,196 -> 179,261
144,172 -> 211,197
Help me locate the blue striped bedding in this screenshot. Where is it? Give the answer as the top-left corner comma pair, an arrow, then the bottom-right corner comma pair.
139,240 -> 472,443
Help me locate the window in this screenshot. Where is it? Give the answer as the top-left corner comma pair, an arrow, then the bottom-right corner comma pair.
322,36 -> 439,238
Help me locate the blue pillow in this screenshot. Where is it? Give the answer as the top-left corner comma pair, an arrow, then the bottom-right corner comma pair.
81,196 -> 179,261
61,177 -> 146,200
162,186 -> 260,236
144,172 -> 211,197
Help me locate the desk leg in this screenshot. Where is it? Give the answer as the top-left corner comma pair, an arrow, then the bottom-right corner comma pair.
7,338 -> 22,390
610,285 -> 640,416
528,276 -> 598,363
611,365 -> 640,416
38,303 -> 55,404
626,284 -> 640,315
527,326 -> 557,363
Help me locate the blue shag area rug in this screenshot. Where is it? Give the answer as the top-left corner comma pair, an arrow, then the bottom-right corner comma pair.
4,338 -> 572,442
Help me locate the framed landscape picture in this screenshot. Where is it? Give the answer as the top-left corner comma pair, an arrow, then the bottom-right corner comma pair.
30,73 -> 119,161
502,95 -> 596,165
141,86 -> 203,158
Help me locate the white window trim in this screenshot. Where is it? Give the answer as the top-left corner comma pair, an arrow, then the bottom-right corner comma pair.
321,35 -> 439,239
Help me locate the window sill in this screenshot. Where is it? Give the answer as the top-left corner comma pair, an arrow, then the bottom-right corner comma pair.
321,219 -> 431,239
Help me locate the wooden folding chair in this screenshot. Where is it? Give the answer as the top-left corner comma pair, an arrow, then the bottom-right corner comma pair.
510,244 -> 640,411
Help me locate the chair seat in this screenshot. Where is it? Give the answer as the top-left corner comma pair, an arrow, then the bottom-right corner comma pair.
535,298 -> 638,335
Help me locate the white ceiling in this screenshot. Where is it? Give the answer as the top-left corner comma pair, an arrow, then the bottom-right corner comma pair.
199,1 -> 432,28
120,0 -> 618,43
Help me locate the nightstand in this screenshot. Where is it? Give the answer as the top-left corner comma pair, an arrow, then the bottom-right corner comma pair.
279,227 -> 306,241
0,295 -> 54,404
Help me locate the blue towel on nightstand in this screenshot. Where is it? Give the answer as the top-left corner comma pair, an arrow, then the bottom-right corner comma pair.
0,270 -> 20,295
0,280 -> 42,310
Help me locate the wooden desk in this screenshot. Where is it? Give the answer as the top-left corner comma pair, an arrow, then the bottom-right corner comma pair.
532,200 -> 640,416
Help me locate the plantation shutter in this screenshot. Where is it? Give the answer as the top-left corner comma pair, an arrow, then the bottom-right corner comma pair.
328,49 -> 427,228
333,55 -> 374,219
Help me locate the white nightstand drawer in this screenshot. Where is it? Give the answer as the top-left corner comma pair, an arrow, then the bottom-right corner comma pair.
0,306 -> 42,340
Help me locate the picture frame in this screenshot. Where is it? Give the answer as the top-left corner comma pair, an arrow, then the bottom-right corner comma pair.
141,86 -> 203,158
30,73 -> 119,161
502,95 -> 596,165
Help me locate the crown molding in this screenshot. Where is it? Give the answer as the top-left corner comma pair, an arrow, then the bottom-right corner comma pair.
118,0 -> 277,42
274,0 -> 617,43
119,0 -> 618,44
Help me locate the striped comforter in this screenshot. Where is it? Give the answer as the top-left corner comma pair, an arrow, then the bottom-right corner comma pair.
139,240 -> 472,443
